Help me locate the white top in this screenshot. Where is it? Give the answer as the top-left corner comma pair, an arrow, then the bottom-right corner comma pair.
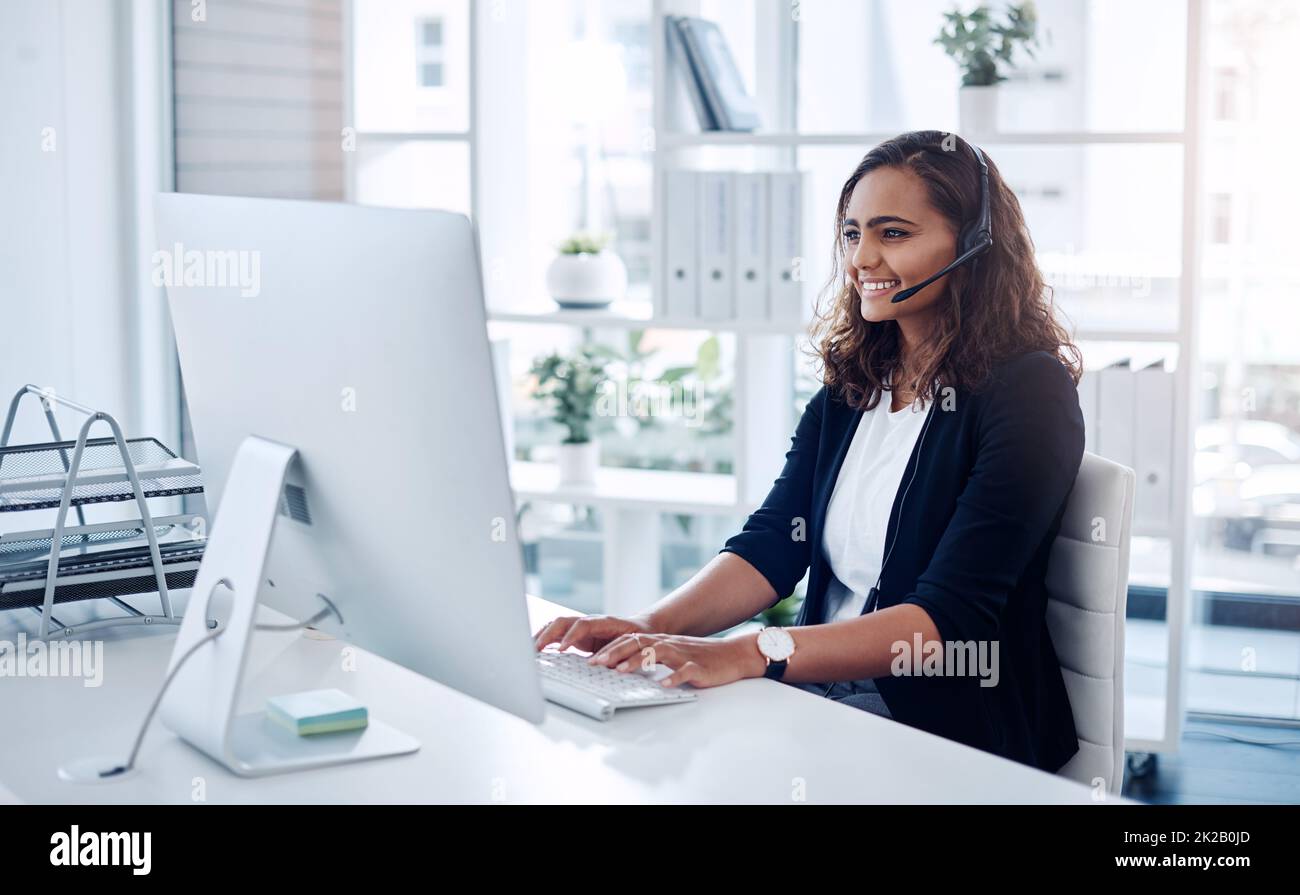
821,390 -> 931,624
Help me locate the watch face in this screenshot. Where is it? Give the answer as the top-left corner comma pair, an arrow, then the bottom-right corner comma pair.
758,627 -> 795,662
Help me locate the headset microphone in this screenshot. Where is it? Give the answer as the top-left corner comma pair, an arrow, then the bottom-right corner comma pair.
890,140 -> 995,304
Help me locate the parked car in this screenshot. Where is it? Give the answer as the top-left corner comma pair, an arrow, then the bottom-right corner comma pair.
1196,419 -> 1300,469
1196,462 -> 1300,555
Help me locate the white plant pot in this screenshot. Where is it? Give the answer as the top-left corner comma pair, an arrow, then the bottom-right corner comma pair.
546,251 -> 627,309
556,440 -> 599,486
958,85 -> 999,135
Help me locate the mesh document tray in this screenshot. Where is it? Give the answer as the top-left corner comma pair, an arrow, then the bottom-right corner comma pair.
0,524 -> 184,564
0,541 -> 205,612
0,569 -> 200,612
0,437 -> 203,512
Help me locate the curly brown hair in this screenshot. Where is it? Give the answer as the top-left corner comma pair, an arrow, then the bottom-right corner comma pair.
809,131 -> 1082,411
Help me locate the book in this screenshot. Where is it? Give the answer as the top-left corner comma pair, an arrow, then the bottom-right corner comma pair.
665,16 -> 718,131
1133,362 -> 1174,534
267,688 -> 369,737
663,169 -> 700,319
674,16 -> 761,132
1097,361 -> 1136,472
732,171 -> 769,321
698,171 -> 734,320
768,170 -> 807,324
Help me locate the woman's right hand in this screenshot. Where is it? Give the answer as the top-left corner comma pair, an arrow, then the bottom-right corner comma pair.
533,613 -> 658,654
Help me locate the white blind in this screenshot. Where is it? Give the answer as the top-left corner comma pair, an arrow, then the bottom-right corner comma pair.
171,0 -> 345,199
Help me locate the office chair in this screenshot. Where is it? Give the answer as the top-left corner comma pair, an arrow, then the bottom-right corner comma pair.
1044,451 -> 1136,796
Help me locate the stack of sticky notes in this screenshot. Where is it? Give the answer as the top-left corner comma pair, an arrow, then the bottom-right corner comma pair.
267,689 -> 368,737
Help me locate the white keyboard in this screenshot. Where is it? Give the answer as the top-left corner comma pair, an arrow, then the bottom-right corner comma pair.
536,650 -> 698,721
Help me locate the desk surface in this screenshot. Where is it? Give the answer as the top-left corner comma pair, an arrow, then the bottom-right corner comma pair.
0,595 -> 1123,804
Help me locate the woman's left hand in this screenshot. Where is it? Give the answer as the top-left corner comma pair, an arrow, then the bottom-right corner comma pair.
588,632 -> 766,689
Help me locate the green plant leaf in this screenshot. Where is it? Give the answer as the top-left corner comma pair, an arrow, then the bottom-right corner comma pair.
696,336 -> 720,382
936,1 -> 1038,87
528,345 -> 612,443
557,230 -> 613,255
660,365 -> 694,384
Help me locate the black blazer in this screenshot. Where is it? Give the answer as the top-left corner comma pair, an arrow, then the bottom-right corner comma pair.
721,349 -> 1085,772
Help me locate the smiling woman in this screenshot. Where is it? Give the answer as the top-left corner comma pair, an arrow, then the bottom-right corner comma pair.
537,131 -> 1090,775
812,131 -> 1082,412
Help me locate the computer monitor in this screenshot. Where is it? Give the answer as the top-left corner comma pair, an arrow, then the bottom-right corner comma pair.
152,194 -> 545,774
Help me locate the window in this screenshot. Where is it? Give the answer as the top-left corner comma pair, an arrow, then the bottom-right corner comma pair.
351,0 -> 468,133
611,21 -> 651,90
1190,0 -> 1300,722
518,505 -> 750,612
796,0 -> 1187,135
415,18 -> 446,88
351,1 -> 470,213
497,324 -> 737,477
1213,66 -> 1239,120
1210,193 -> 1232,245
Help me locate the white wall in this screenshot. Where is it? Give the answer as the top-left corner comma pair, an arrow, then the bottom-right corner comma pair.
0,0 -> 137,445
0,0 -> 179,534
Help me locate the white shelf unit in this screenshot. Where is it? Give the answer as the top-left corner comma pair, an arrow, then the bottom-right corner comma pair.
487,302 -> 807,335
347,0 -> 1206,759
660,130 -> 1189,148
511,460 -> 743,516
486,303 -> 1187,348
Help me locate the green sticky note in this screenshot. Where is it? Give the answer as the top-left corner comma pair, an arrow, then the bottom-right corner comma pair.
267,688 -> 369,737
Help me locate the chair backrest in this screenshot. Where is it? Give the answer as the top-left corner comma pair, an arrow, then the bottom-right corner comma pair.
1044,451 -> 1135,796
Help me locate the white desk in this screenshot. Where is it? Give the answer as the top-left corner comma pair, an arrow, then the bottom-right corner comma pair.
0,595 -> 1125,804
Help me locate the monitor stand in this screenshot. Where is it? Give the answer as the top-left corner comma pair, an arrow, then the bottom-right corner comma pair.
156,435 -> 419,777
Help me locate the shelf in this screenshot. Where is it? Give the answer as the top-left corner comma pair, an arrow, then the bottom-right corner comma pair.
1073,330 -> 1185,344
660,130 -> 1189,149
487,303 -> 811,334
0,515 -> 196,561
0,437 -> 204,513
487,310 -> 1188,344
510,460 -> 745,516
0,540 -> 204,613
356,131 -> 471,142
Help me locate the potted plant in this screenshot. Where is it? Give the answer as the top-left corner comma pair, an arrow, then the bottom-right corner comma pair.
934,2 -> 1040,134
759,592 -> 803,629
530,346 -> 609,485
545,230 -> 628,310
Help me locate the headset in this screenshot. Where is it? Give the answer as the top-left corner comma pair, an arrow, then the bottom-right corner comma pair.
888,137 -> 994,304
816,139 -> 994,701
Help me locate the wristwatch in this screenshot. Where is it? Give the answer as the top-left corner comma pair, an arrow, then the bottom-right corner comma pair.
756,626 -> 796,681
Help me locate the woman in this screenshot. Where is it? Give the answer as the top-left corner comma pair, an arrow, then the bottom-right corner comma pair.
534,130 -> 1085,772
